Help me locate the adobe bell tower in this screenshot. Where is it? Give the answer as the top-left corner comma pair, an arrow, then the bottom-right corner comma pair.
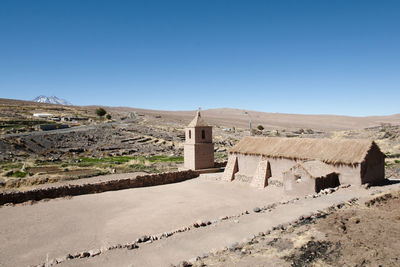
184,109 -> 214,170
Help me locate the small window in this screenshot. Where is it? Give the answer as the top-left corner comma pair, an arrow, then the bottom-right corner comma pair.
202,130 -> 205,139
189,130 -> 191,139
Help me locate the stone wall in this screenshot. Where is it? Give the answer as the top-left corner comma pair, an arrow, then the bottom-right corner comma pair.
0,170 -> 199,206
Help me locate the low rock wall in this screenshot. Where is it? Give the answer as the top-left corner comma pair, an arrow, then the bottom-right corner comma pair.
0,170 -> 199,205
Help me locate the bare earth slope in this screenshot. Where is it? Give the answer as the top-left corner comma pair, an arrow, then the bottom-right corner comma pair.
111,107 -> 400,130
1,98 -> 400,130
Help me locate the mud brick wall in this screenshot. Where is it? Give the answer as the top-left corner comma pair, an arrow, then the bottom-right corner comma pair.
0,170 -> 199,205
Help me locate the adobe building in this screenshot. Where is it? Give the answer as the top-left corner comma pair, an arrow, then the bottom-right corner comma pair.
183,110 -> 214,170
222,136 -> 385,189
283,160 -> 340,195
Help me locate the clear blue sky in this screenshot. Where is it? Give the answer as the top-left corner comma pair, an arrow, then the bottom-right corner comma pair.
0,0 -> 399,116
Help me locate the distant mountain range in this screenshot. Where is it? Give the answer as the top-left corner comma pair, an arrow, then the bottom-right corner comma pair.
33,96 -> 72,105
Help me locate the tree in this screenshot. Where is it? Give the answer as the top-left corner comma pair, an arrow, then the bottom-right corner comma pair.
106,114 -> 112,120
257,125 -> 264,131
96,108 -> 107,118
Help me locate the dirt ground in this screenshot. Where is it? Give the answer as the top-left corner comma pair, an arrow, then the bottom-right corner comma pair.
0,173 -> 294,267
192,189 -> 400,267
1,172 -> 398,267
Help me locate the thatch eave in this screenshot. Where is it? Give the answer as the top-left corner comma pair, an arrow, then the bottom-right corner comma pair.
228,136 -> 383,167
228,151 -> 361,167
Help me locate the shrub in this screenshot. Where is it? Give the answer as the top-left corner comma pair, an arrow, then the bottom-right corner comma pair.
95,108 -> 107,118
106,114 -> 112,120
5,171 -> 27,178
257,125 -> 264,131
129,164 -> 159,173
148,156 -> 183,162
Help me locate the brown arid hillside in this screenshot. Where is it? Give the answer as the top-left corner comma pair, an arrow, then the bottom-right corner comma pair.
0,97 -> 399,190
110,106 -> 400,131
1,97 -> 400,130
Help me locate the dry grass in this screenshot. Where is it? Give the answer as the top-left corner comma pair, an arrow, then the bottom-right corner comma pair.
229,136 -> 384,165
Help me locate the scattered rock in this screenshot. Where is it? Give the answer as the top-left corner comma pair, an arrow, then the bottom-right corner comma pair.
362,183 -> 370,189
56,255 -> 67,263
176,260 -> 192,267
127,243 -> 139,250
136,235 -> 150,243
72,252 -> 81,258
240,248 -> 249,255
46,259 -> 56,266
336,202 -> 345,209
80,251 -> 90,258
350,217 -> 361,224
228,242 -> 240,251
88,249 -> 101,257
193,220 -> 207,227
253,207 -> 261,213
280,223 -> 289,230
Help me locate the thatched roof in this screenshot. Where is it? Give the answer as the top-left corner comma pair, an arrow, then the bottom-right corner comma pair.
188,110 -> 209,127
285,160 -> 339,178
229,136 -> 384,165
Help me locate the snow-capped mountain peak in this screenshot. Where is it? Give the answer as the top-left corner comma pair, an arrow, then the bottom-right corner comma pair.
33,96 -> 72,105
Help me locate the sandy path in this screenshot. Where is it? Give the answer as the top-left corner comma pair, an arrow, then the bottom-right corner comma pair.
1,173 -> 399,267
0,173 -> 292,267
62,184 -> 398,267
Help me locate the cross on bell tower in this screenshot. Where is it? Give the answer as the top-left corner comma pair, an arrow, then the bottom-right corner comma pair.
184,109 -> 214,170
